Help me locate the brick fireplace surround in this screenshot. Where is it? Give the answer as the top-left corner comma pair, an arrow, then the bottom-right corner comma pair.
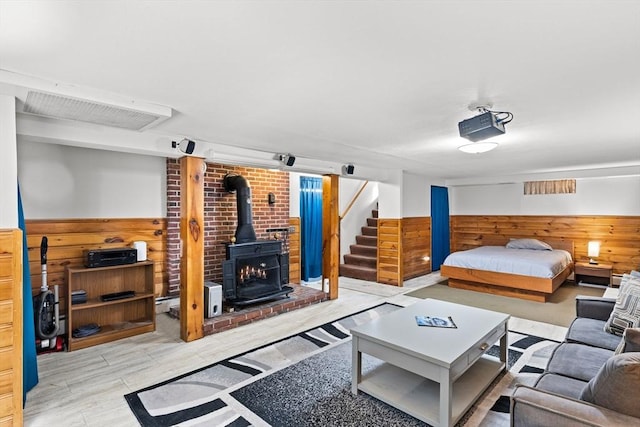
166,159 -> 327,335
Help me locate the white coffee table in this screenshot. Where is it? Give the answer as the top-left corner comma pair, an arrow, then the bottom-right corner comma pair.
351,298 -> 509,427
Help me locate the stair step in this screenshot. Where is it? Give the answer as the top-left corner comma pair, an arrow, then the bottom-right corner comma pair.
350,244 -> 377,257
361,226 -> 378,237
372,209 -> 378,218
356,235 -> 377,246
343,254 -> 376,268
366,218 -> 378,227
339,264 -> 377,282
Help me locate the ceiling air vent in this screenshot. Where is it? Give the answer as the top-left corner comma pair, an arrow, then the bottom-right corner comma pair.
23,90 -> 171,131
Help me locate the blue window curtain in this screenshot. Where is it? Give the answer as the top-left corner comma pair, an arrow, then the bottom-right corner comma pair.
431,185 -> 450,271
300,176 -> 323,282
18,185 -> 39,404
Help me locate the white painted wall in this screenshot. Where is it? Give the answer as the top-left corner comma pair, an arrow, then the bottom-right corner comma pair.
401,172 -> 448,217
450,175 -> 640,215
378,169 -> 403,218
17,141 -> 167,219
0,95 -> 18,228
339,178 -> 378,259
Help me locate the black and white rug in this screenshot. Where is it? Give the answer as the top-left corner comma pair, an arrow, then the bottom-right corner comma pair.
125,303 -> 559,426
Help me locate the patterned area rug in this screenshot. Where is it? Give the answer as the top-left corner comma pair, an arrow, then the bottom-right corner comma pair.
125,303 -> 559,426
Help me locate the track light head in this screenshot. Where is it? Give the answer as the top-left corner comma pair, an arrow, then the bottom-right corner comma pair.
171,138 -> 196,155
279,153 -> 296,167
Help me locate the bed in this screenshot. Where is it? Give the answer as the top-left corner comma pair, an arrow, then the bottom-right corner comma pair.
440,237 -> 574,302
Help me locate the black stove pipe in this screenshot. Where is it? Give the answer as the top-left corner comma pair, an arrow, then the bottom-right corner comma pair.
223,174 -> 257,244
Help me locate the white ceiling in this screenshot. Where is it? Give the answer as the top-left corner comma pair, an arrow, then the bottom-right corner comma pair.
1,0 -> 639,181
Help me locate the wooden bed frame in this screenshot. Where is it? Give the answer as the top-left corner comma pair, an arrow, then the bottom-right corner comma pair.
440,238 -> 575,302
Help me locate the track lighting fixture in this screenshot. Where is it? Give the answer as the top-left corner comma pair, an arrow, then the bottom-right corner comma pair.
172,138 -> 196,154
279,154 -> 296,167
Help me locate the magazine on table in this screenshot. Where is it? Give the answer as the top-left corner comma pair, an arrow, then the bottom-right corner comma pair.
415,315 -> 457,328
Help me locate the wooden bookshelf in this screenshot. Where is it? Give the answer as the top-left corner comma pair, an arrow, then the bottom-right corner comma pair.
66,261 -> 155,351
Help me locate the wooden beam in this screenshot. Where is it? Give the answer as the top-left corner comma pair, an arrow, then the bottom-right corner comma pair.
179,157 -> 205,342
322,174 -> 339,299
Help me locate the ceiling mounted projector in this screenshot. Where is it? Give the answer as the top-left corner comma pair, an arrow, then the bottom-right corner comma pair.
458,106 -> 513,142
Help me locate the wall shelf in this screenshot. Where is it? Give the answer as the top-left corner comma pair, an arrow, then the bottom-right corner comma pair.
66,261 -> 156,351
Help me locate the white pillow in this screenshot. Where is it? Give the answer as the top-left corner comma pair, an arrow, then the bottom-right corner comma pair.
505,238 -> 552,251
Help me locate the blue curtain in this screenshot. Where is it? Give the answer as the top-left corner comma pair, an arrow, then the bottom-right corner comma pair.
300,176 -> 323,281
18,185 -> 39,404
431,186 -> 450,271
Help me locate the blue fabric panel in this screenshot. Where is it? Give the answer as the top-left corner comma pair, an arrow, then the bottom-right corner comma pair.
18,185 -> 39,404
430,186 -> 450,271
300,177 -> 323,281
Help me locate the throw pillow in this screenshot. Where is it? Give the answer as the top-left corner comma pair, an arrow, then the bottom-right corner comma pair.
604,276 -> 640,336
615,327 -> 640,354
580,353 -> 640,418
505,238 -> 552,251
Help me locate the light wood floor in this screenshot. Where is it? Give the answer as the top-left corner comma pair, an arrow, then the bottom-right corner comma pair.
23,274 -> 568,426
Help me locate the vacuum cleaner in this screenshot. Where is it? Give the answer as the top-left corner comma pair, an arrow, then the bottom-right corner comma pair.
33,236 -> 63,353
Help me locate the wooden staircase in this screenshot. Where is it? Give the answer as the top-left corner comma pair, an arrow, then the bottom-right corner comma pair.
339,209 -> 378,282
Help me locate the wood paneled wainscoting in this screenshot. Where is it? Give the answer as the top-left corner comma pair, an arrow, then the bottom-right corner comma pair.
24,218 -> 167,317
450,215 -> 640,275
377,217 -> 432,286
0,229 -> 23,425
288,217 -> 301,284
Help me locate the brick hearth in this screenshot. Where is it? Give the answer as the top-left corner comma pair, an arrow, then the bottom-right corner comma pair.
170,284 -> 327,336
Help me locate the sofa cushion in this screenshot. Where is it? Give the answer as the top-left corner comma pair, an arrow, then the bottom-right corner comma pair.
580,352 -> 640,418
615,327 -> 640,354
604,276 -> 640,336
534,372 -> 588,399
566,318 -> 621,350
546,343 -> 613,381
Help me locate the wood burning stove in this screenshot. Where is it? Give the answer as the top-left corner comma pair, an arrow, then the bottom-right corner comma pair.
222,173 -> 293,307
222,240 -> 291,306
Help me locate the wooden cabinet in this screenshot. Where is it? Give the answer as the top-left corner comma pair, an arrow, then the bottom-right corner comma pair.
66,261 -> 155,351
574,262 -> 613,287
0,229 -> 23,425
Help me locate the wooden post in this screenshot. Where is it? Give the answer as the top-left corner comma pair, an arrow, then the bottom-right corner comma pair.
322,174 -> 339,299
179,156 -> 205,342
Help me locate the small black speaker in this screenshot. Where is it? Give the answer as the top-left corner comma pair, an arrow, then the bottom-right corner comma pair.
172,139 -> 196,154
345,164 -> 355,175
286,155 -> 295,166
181,139 -> 195,154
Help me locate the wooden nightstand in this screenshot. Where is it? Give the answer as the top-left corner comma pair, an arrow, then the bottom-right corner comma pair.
574,262 -> 613,287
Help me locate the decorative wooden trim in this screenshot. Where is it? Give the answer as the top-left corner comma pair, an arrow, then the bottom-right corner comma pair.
322,175 -> 339,299
288,217 -> 301,284
179,157 -> 205,342
0,229 -> 23,425
377,218 -> 403,286
402,217 -> 431,280
450,215 -> 640,275
25,218 -> 167,313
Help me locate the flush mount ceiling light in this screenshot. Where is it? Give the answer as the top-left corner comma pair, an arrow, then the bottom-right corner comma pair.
458,141 -> 499,154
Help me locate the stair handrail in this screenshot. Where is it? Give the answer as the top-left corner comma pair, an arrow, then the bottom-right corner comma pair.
340,180 -> 369,220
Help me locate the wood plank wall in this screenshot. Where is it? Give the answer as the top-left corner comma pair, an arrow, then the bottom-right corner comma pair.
0,229 -> 22,425
25,218 -> 167,315
402,217 -> 432,280
450,215 -> 640,275
378,219 -> 402,286
288,217 -> 301,284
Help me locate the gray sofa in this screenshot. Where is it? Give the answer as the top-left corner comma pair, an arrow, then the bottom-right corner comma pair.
510,295 -> 640,426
